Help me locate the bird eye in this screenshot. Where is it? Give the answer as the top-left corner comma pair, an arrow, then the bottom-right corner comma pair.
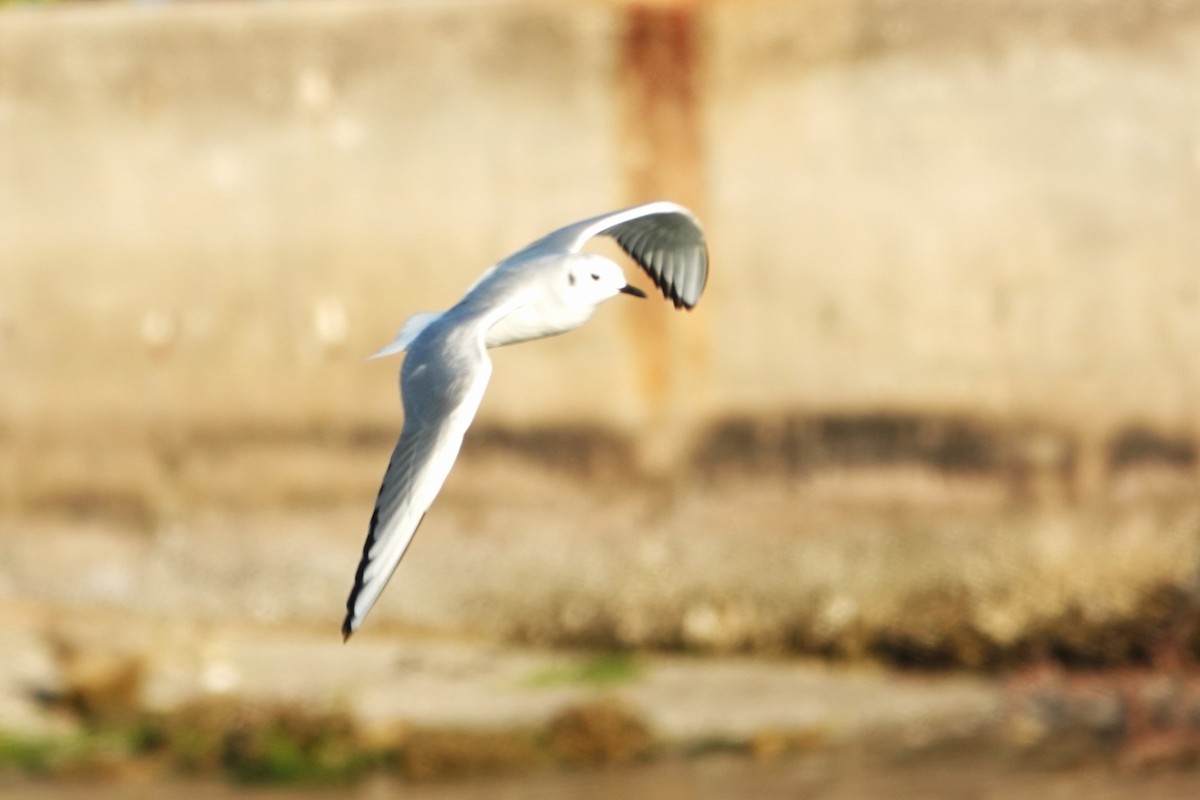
590,273 -> 599,281
568,273 -> 576,286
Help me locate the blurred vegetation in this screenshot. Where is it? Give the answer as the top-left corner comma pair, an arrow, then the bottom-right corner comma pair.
522,651 -> 643,688
0,701 -> 374,785
0,694 -> 662,786
137,699 -> 374,783
546,699 -> 654,766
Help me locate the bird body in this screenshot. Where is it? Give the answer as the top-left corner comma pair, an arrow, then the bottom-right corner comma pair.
343,201 -> 708,639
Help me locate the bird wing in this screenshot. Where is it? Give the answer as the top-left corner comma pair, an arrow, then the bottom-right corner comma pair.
535,201 -> 708,310
342,321 -> 495,640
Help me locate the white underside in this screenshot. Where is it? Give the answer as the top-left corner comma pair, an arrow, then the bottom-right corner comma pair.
370,300 -> 593,358
483,301 -> 592,348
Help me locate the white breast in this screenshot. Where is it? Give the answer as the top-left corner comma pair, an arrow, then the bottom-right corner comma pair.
484,298 -> 594,348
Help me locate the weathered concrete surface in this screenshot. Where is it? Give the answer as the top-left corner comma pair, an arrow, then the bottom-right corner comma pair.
2,2 -> 1200,683
0,0 -> 626,437
0,603 -> 1001,744
704,0 -> 1200,434
8,599 -> 1200,792
2,460 -> 1197,661
2,0 -> 1200,479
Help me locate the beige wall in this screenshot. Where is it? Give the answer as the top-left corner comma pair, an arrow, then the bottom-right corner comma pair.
2,0 -> 1199,477
704,0 -> 1200,437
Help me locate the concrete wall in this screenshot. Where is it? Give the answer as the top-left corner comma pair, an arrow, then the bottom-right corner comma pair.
2,0 -> 1199,495
704,0 -> 1200,435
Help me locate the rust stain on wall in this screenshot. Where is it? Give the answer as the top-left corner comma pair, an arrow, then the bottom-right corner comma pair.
617,3 -> 709,435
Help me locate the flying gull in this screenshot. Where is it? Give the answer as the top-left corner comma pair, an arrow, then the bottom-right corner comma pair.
342,201 -> 708,639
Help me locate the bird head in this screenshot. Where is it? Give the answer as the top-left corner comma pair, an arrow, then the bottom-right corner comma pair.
564,254 -> 645,308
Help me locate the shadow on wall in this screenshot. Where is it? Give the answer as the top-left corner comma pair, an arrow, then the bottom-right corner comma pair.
461,412 -> 1200,507
4,411 -> 1196,524
694,414 -> 1198,503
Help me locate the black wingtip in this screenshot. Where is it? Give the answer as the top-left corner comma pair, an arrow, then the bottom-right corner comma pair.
605,213 -> 708,311
341,502 -> 381,645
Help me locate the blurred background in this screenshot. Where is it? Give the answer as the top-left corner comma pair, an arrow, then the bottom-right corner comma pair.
2,0 -> 1200,797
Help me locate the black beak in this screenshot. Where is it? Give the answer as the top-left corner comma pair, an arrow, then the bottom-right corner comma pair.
620,284 -> 647,298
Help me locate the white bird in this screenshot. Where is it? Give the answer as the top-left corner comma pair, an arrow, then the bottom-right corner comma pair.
342,201 -> 708,639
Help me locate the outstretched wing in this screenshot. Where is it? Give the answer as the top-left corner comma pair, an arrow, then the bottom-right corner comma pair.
342,328 -> 492,640
532,201 -> 708,310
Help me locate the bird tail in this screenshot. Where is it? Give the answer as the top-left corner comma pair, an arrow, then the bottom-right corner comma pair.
368,311 -> 443,359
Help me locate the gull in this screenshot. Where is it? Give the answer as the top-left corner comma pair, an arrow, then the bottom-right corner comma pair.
342,201 -> 708,639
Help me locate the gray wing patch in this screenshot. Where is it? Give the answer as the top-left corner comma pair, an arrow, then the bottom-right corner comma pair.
343,331 -> 491,639
342,426 -> 429,640
604,211 -> 708,309
506,201 -> 709,309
